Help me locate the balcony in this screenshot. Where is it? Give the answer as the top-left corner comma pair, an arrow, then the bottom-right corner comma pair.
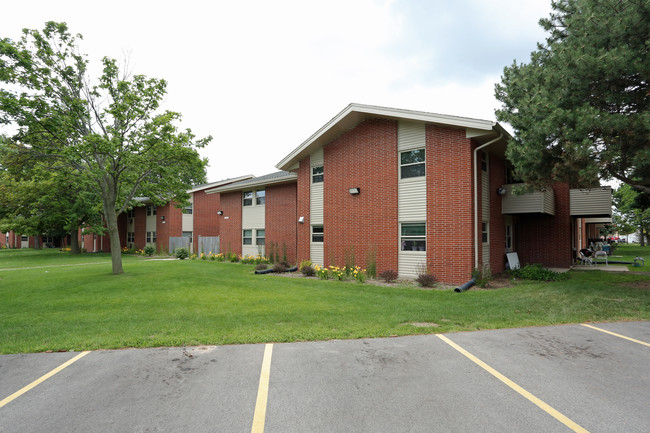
570,187 -> 612,217
501,184 -> 555,215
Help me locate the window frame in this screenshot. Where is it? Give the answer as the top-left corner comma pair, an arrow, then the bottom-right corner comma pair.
146,205 -> 157,216
311,225 -> 324,243
482,222 -> 489,244
312,166 -> 324,183
127,232 -> 135,243
242,229 -> 253,245
255,190 -> 266,205
255,229 -> 265,246
400,148 -> 426,179
182,204 -> 193,214
243,191 -> 253,207
400,222 -> 426,252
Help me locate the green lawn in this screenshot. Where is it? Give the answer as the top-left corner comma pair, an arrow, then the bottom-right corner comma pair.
1,248 -> 649,354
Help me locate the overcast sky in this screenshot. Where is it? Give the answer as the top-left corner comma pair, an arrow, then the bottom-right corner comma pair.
1,0 -> 553,183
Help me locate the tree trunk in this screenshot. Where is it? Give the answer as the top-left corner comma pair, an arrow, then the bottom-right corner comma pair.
100,178 -> 123,274
70,227 -> 81,254
641,228 -> 646,247
33,236 -> 41,250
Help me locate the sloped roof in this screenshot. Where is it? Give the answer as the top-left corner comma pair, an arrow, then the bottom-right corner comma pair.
205,171 -> 297,194
276,103 -> 510,171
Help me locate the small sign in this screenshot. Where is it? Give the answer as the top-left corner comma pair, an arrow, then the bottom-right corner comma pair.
224,216 -> 229,220
506,252 -> 520,270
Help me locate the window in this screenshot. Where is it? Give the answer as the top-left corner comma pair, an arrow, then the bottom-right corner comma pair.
127,210 -> 135,218
243,191 -> 253,206
127,232 -> 134,243
256,229 -> 265,246
311,225 -> 324,242
243,229 -> 252,245
182,205 -> 193,214
401,223 -> 426,251
146,205 -> 157,216
505,224 -> 512,251
312,166 -> 324,183
146,231 -> 156,243
482,222 -> 489,243
182,231 -> 193,243
256,190 -> 266,205
400,149 -> 425,179
481,153 -> 488,172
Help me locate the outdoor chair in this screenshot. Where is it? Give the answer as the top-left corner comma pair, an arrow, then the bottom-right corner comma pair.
579,249 -> 594,265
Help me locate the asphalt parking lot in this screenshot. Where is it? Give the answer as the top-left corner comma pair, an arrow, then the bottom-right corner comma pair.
1,321 -> 648,433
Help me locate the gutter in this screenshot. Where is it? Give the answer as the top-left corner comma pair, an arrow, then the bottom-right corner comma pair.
473,133 -> 503,270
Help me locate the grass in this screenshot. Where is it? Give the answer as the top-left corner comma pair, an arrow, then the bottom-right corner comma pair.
1,247 -> 649,354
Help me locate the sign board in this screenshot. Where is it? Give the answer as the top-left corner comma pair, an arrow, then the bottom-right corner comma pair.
506,252 -> 520,270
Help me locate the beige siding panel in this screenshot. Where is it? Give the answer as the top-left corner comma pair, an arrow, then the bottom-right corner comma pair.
311,183 -> 324,225
311,243 -> 324,266
398,179 -> 426,220
182,213 -> 193,232
242,245 -> 264,257
482,167 -> 490,218
398,251 -> 426,279
482,243 -> 490,268
501,184 -> 555,215
242,205 -> 265,229
398,121 -> 425,151
311,148 -> 324,167
146,214 -> 156,232
570,188 -> 612,216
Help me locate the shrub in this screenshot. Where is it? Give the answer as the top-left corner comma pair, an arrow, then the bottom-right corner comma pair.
255,263 -> 268,271
314,264 -> 329,280
378,269 -> 398,283
301,265 -> 316,277
174,248 -> 189,260
143,244 -> 155,256
509,264 -> 570,281
352,266 -> 366,283
272,263 -> 288,273
329,266 -> 346,281
472,265 -> 493,288
279,261 -> 291,269
415,273 -> 436,288
299,260 -> 312,270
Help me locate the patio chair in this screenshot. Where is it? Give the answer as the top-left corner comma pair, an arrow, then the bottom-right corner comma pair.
579,249 -> 594,265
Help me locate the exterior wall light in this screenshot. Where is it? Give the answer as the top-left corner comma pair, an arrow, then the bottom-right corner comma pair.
298,216 -> 305,223
217,211 -> 223,215
349,187 -> 360,195
497,187 -> 507,196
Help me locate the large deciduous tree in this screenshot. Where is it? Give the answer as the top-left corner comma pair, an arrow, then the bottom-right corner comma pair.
613,184 -> 650,246
0,22 -> 209,273
495,0 -> 649,193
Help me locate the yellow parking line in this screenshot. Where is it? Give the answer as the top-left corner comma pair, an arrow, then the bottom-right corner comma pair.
251,344 -> 273,433
0,351 -> 91,409
437,335 -> 589,433
581,324 -> 650,347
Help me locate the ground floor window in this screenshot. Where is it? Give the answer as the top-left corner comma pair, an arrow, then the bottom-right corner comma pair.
256,229 -> 265,246
182,231 -> 193,243
312,225 -> 324,242
243,229 -> 252,245
482,222 -> 489,243
505,224 -> 512,251
146,231 -> 156,244
401,222 -> 426,251
127,232 -> 134,243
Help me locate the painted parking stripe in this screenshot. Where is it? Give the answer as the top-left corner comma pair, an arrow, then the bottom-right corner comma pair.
0,351 -> 91,409
437,335 -> 589,433
251,343 -> 273,433
581,324 -> 650,347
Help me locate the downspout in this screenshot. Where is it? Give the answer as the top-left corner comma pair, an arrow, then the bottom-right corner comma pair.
473,133 -> 503,270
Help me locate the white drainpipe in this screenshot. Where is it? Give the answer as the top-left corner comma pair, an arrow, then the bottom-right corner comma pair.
473,133 -> 503,270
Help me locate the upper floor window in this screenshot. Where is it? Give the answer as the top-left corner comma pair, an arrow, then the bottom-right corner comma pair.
146,205 -> 157,216
312,166 -> 324,183
256,190 -> 266,205
401,222 -> 426,251
182,204 -> 193,214
127,209 -> 135,218
400,149 -> 425,179
243,191 -> 253,206
312,225 -> 324,243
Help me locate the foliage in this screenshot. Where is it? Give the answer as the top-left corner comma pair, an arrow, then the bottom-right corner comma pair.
174,248 -> 189,260
352,266 -> 367,283
142,244 -> 155,256
472,266 -> 493,288
509,264 -> 570,282
301,265 -> 316,277
272,262 -> 288,273
365,246 -> 377,279
378,269 -> 398,283
314,264 -> 329,280
495,0 -> 650,194
415,273 -> 436,288
255,263 -> 268,271
0,22 -> 210,274
613,184 -> 650,246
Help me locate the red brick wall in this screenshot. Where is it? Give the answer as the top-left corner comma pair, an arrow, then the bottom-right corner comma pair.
133,207 -> 147,250
220,192 -> 242,256
266,182 -> 298,263
193,190 -> 221,247
515,183 -> 573,268
296,158 -> 311,264
426,125 -> 475,283
157,203 -> 183,254
489,154 -> 507,273
323,118 -> 399,271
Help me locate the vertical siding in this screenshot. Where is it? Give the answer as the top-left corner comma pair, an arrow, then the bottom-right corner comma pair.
310,148 -> 324,225
398,121 -> 426,278
311,243 -> 324,266
242,204 -> 265,229
182,195 -> 193,232
481,154 -> 490,268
